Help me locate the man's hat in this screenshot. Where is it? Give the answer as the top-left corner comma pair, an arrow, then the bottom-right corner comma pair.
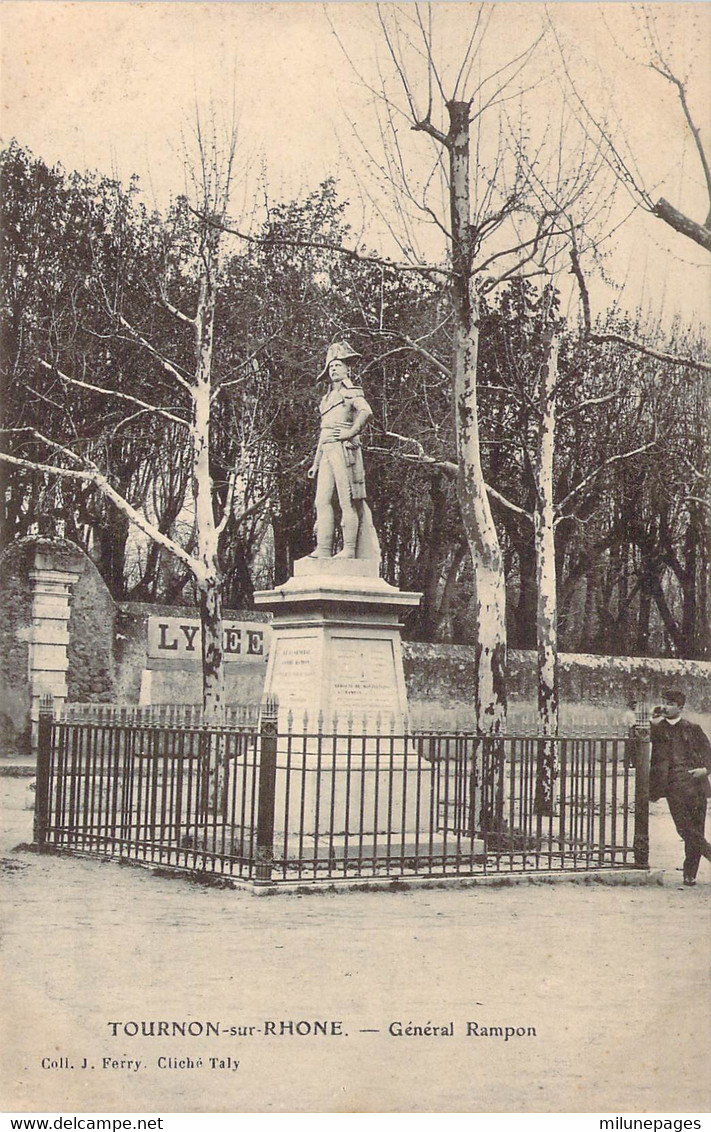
318,341 -> 361,379
662,687 -> 686,707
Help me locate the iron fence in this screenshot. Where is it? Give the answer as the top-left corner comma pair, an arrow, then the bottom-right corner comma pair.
34,699 -> 650,887
60,702 -> 261,729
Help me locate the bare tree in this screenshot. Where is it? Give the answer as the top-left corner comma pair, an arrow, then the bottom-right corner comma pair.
368,278 -> 668,672
324,2 -> 618,735
0,119 -> 249,722
329,6 -> 525,730
550,5 -> 711,254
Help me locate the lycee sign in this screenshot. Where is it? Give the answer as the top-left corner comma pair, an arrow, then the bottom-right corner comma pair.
147,616 -> 270,663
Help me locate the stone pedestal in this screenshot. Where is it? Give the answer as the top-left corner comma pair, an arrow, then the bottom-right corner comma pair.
253,558 -> 436,856
254,556 -> 421,734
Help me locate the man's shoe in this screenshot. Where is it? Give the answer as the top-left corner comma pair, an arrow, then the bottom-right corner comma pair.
683,877 -> 697,887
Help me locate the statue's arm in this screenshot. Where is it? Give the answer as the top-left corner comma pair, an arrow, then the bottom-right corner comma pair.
350,406 -> 372,438
308,437 -> 324,479
333,394 -> 372,441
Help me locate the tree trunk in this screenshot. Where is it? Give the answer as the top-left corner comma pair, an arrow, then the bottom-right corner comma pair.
679,513 -> 699,658
223,536 -> 255,609
653,197 -> 711,253
534,339 -> 559,734
580,561 -> 596,651
418,473 -> 447,640
533,337 -> 559,814
435,542 -> 467,641
511,537 -> 537,649
94,505 -> 130,599
611,542 -> 626,653
448,100 -> 507,738
636,582 -> 652,656
198,570 -> 224,723
192,221 -> 225,725
648,570 -> 682,656
700,511 -> 710,660
272,522 -> 290,587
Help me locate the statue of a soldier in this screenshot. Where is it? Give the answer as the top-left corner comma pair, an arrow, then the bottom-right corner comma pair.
307,342 -> 380,561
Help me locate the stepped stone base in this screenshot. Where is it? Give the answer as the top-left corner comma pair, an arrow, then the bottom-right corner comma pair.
271,833 -> 486,863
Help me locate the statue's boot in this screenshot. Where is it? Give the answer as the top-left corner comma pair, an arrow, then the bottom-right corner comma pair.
333,542 -> 356,560
308,533 -> 334,559
307,520 -> 333,559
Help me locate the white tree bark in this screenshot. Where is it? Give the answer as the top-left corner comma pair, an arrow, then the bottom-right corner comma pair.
533,335 -> 559,814
534,336 -> 559,739
191,220 -> 225,726
448,101 -> 508,737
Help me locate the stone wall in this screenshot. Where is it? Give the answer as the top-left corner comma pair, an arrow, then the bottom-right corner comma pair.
0,541 -> 33,753
67,552 -> 116,704
112,611 -> 711,731
115,603 -> 270,708
403,643 -> 711,731
2,537 -> 709,751
0,538 -> 116,753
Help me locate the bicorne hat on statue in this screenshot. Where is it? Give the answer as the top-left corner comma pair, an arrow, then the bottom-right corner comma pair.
318,341 -> 361,379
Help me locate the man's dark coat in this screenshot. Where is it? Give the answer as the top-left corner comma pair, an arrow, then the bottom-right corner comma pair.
649,718 -> 711,802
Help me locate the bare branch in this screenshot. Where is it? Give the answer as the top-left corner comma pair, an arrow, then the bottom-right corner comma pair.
651,197 -> 711,253
210,328 -> 287,401
1,427 -> 87,466
555,438 -> 658,518
38,360 -> 190,427
200,209 -> 453,281
377,3 -> 422,125
452,3 -> 486,100
384,430 -> 431,458
159,286 -> 197,328
552,12 -> 711,249
411,117 -> 451,147
568,235 -> 592,332
587,329 -> 711,375
475,211 -> 558,276
115,314 -> 196,394
371,332 -> 450,378
569,242 -> 711,373
232,489 -> 272,529
414,3 -> 447,107
0,452 -> 200,576
377,434 -> 533,520
559,391 -> 619,418
487,485 -> 534,522
469,32 -> 546,123
371,441 -> 456,474
480,264 -> 548,295
649,61 -> 711,222
546,10 -> 654,211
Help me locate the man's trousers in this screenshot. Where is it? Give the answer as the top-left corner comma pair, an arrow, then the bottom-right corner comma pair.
666,790 -> 709,880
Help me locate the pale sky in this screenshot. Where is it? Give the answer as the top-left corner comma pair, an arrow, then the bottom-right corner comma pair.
2,1 -> 710,330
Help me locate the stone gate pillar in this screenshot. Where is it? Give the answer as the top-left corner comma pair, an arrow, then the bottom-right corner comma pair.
28,553 -> 82,747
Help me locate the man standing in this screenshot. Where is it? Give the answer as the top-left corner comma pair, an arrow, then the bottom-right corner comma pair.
307,341 -> 379,561
650,688 -> 711,886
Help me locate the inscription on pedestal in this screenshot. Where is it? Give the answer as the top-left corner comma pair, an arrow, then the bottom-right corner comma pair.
271,637 -> 320,712
329,637 -> 399,717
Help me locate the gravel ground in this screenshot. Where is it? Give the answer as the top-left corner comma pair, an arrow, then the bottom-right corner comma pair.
1,775 -> 709,1114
